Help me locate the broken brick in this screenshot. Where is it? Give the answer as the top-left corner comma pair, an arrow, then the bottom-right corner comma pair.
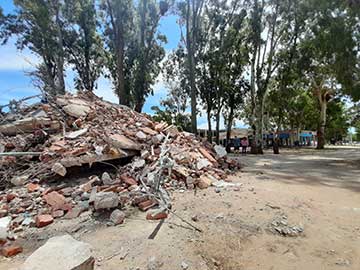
43,191 -> 71,211
138,200 -> 158,211
146,209 -> 168,220
6,193 -> 16,203
27,183 -> 40,193
120,174 -> 137,186
2,244 -> 23,257
35,214 -> 54,228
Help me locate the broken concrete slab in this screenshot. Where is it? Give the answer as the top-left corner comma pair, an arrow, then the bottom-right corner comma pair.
62,104 -> 91,118
20,234 -> 94,270
94,192 -> 118,210
65,128 -> 88,139
197,158 -> 212,170
214,145 -> 227,158
109,134 -> 141,150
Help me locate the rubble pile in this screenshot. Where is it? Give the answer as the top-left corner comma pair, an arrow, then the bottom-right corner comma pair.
0,92 -> 240,256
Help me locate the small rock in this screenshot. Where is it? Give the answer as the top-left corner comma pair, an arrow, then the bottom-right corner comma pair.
215,188 -> 221,193
52,162 -> 67,177
110,209 -> 126,225
27,183 -> 40,193
52,210 -> 65,218
101,172 -> 113,185
151,134 -> 164,144
147,256 -> 163,270
132,158 -> 146,169
22,217 -> 35,227
136,131 -> 147,140
64,207 -> 84,219
181,261 -> 189,270
11,175 -> 29,186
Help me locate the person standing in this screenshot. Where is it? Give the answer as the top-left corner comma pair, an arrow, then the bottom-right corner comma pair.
234,136 -> 241,153
241,137 -> 248,155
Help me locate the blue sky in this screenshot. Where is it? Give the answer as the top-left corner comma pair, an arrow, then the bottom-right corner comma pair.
0,1 -> 239,129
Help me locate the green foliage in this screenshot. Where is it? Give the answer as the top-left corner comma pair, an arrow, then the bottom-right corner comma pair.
63,0 -> 104,92
1,0 -> 66,95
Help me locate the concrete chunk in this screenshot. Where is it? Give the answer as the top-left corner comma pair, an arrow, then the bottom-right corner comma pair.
94,192 -> 118,210
21,234 -> 94,270
109,134 -> 140,150
214,145 -> 227,158
63,104 -> 91,118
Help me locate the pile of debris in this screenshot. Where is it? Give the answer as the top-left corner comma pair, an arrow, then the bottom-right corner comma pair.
0,92 -> 240,256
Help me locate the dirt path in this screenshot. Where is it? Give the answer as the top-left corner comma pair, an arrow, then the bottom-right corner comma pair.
2,147 -> 360,270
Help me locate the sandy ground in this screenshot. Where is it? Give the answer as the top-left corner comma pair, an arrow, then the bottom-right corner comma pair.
1,147 -> 360,270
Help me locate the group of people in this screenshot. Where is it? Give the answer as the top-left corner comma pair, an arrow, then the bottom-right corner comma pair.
233,136 -> 249,155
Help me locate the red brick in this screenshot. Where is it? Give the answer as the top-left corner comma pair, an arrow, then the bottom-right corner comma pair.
27,183 -> 40,193
35,214 -> 54,228
146,211 -> 168,220
43,191 -> 71,211
138,200 -> 157,211
120,174 -> 137,186
6,193 -> 16,203
2,244 -> 23,257
0,239 -> 7,246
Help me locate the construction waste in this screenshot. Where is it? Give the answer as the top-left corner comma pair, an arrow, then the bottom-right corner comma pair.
0,92 -> 240,257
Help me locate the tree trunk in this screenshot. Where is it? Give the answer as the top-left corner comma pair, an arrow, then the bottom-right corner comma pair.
215,108 -> 221,145
54,2 -> 65,95
186,0 -> 197,134
317,98 -> 327,149
207,109 -> 212,143
116,32 -> 127,106
134,100 -> 144,113
226,95 -> 235,145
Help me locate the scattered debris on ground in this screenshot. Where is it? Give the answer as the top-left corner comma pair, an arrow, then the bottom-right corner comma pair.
268,214 -> 304,237
0,92 -> 240,257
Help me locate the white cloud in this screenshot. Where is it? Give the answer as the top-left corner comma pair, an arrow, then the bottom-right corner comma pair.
0,42 -> 40,71
94,75 -> 118,103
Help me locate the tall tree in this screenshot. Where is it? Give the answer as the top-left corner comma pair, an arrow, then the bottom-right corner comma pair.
177,0 -> 205,134
298,0 -> 360,148
64,0 -> 104,92
100,0 -> 134,105
0,0 -> 67,95
131,0 -> 168,112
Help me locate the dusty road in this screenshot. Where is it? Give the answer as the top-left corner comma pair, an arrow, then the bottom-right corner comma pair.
2,147 -> 360,270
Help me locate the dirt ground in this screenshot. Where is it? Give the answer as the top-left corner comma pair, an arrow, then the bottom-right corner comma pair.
2,147 -> 360,270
